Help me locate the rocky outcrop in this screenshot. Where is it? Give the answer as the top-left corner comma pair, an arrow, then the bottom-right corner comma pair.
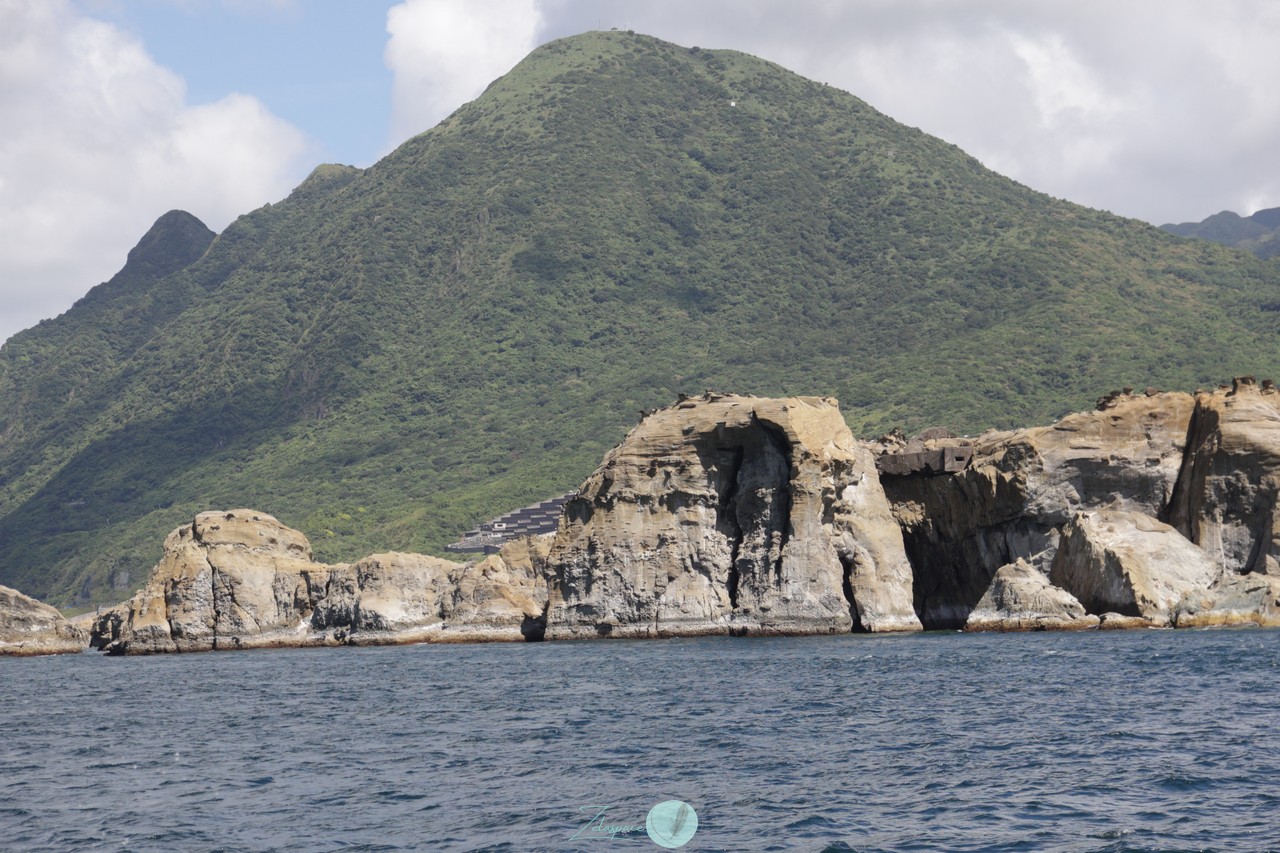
1173,573 -> 1280,628
882,391 -> 1195,627
0,585 -> 86,656
545,394 -> 921,639
87,383 -> 1280,652
1049,510 -> 1219,622
963,560 -> 1098,632
90,510 -> 547,654
1167,378 -> 1280,577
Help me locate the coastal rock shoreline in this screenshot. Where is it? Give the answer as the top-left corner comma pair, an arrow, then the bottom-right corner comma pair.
7,383 -> 1280,656
0,585 -> 86,656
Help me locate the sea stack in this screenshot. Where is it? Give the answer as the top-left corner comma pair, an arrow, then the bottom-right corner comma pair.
543,393 -> 922,638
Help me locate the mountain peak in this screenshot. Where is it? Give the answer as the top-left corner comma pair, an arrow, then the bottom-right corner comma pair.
4,33 -> 1280,606
121,210 -> 215,282
287,164 -> 361,204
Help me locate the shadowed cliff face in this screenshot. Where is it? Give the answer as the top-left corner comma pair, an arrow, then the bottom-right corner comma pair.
1167,379 -> 1280,577
545,393 -> 921,639
704,414 -> 792,619
881,392 -> 1195,628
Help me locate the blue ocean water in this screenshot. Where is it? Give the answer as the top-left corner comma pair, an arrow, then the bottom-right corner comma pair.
2,629 -> 1279,852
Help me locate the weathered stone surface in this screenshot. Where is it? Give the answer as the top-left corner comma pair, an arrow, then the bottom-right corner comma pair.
963,559 -> 1098,632
91,511 -> 547,654
1173,573 -> 1280,628
88,382 -> 1280,650
442,546 -> 550,642
1167,379 -> 1280,577
0,585 -> 86,656
1097,612 -> 1163,630
883,392 -> 1195,627
544,393 -> 921,639
1050,510 -> 1219,622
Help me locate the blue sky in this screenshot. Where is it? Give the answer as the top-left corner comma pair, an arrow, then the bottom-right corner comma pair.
82,0 -> 396,168
3,0 -> 1280,343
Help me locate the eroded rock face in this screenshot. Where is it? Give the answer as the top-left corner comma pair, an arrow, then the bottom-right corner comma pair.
0,585 -> 86,656
1167,379 -> 1280,577
963,560 -> 1098,632
1173,573 -> 1280,628
1049,510 -> 1219,622
882,392 -> 1195,627
544,394 -> 921,639
90,511 -> 547,654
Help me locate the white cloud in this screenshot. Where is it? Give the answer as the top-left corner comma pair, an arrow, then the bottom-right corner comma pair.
384,0 -> 542,147
0,0 -> 312,344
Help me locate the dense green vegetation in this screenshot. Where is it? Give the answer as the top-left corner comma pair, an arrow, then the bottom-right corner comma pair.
4,31 -> 1280,606
1162,207 -> 1280,259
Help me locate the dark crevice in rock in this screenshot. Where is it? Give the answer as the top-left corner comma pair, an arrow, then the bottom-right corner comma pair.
754,415 -> 794,578
521,600 -> 549,641
208,556 -> 223,651
718,445 -> 745,610
1163,401 -> 1214,535
838,552 -> 866,633
1245,483 -> 1277,575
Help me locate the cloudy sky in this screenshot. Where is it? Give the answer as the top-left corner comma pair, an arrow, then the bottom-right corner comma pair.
3,0 -> 1279,344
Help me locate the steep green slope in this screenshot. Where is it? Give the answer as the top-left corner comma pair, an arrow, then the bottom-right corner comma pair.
3,31 -> 1280,605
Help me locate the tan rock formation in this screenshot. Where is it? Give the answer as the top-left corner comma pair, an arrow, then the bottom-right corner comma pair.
1173,573 -> 1280,628
0,585 -> 86,656
882,391 -> 1195,627
1097,613 -> 1162,630
91,511 -> 547,654
544,393 -> 921,639
963,559 -> 1098,632
1167,379 -> 1280,577
1049,510 -> 1219,622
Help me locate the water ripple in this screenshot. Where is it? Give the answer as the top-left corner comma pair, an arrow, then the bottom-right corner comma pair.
3,630 -> 1280,850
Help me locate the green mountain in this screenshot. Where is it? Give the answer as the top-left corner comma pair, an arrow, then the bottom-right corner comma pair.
4,30 -> 1280,607
1162,207 -> 1280,259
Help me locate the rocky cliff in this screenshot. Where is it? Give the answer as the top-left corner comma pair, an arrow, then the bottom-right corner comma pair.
543,394 -> 920,638
1167,377 -> 1280,576
1050,509 -> 1220,623
0,585 -> 85,656
91,510 -> 546,654
86,384 -> 1280,653
881,390 -> 1195,627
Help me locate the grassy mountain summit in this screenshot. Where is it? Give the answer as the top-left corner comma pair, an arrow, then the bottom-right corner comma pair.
3,30 -> 1280,606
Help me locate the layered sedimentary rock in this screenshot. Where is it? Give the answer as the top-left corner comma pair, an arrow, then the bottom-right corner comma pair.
963,560 -> 1098,632
544,393 -> 921,639
0,585 -> 86,656
1050,510 -> 1219,622
1167,378 -> 1280,577
882,391 -> 1195,627
91,510 -> 546,654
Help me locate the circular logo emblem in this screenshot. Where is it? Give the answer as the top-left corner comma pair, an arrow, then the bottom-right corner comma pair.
646,799 -> 698,848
